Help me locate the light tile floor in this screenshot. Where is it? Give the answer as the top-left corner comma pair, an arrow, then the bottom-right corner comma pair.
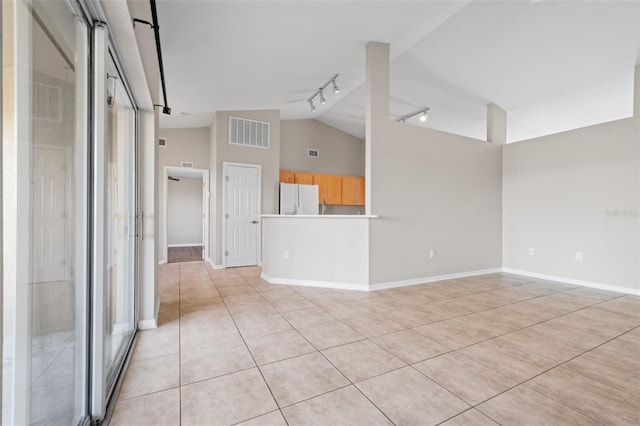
111,262 -> 640,425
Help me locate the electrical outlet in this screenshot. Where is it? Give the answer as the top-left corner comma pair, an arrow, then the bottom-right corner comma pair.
284,250 -> 290,259
528,248 -> 535,255
575,252 -> 583,261
429,249 -> 435,258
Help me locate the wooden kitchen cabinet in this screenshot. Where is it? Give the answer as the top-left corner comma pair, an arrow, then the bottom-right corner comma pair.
279,170 -> 295,183
279,170 -> 314,184
341,176 -> 365,206
314,174 -> 342,205
280,170 -> 363,206
294,172 -> 314,185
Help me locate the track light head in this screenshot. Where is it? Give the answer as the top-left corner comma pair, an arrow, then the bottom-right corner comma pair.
319,90 -> 327,105
419,110 -> 428,122
309,99 -> 316,112
332,79 -> 340,94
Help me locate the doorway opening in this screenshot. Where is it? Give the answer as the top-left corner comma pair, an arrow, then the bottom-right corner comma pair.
163,166 -> 210,264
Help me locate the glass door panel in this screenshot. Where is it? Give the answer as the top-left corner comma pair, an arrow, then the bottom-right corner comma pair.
91,24 -> 138,419
2,0 -> 90,424
103,53 -> 137,391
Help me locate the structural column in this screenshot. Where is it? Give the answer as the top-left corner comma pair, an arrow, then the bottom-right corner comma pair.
487,103 -> 507,144
365,42 -> 390,215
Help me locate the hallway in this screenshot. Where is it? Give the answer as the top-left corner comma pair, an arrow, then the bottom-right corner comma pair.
111,262 -> 640,425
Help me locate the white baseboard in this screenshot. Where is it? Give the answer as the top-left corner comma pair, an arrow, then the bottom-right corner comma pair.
503,268 -> 640,296
167,243 -> 203,248
138,318 -> 157,330
159,259 -> 167,265
137,299 -> 160,330
205,258 -> 225,270
261,272 -> 369,292
369,268 -> 503,291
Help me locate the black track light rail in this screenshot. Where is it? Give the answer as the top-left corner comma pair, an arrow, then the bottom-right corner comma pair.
134,0 -> 171,115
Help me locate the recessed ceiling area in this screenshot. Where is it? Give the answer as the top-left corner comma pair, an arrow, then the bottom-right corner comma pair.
156,1 -> 640,143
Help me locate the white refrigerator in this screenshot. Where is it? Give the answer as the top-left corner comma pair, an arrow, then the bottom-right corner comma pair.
279,183 -> 319,215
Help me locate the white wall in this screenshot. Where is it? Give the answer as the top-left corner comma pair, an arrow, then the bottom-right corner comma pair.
366,42 -> 503,285
503,117 -> 640,291
280,119 -> 365,176
167,176 -> 203,246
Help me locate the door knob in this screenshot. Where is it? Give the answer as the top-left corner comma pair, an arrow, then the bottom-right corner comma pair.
251,220 -> 259,224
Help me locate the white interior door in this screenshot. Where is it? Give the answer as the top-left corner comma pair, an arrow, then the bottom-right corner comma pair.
225,164 -> 260,267
33,145 -> 71,283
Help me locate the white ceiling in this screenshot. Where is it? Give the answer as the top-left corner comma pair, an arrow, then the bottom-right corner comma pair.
156,0 -> 640,143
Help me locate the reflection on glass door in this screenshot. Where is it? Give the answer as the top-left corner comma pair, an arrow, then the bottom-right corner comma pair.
91,25 -> 138,419
2,0 -> 90,424
103,54 -> 137,391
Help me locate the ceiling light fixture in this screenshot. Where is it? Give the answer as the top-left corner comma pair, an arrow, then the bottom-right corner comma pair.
397,107 -> 430,124
307,73 -> 340,112
319,91 -> 327,105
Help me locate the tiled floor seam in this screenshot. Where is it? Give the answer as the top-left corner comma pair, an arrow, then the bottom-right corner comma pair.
428,301 -> 601,354
454,324 -> 640,426
204,267 -> 284,419
274,304 -> 398,425
227,409 -> 285,426
433,407 -> 496,426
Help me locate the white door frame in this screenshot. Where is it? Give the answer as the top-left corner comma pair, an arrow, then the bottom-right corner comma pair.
162,165 -> 210,263
222,162 -> 262,268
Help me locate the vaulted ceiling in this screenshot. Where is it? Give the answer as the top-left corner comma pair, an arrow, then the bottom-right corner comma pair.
156,1 -> 640,143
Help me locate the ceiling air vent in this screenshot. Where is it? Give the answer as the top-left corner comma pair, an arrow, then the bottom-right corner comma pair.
158,137 -> 167,147
229,116 -> 270,149
181,161 -> 194,168
308,149 -> 319,158
33,83 -> 62,122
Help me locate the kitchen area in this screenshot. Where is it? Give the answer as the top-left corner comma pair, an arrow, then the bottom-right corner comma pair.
261,122 -> 376,289
261,168 -> 375,291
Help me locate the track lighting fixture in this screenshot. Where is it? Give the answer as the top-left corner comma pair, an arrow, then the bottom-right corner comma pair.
397,107 -> 430,124
332,79 -> 340,94
306,73 -> 340,112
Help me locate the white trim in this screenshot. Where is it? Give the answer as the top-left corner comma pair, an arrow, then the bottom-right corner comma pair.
138,301 -> 159,330
91,25 -> 108,419
502,268 -> 640,296
261,268 -> 503,292
158,260 -> 167,265
205,258 -> 225,270
167,243 -> 203,248
261,273 -> 369,292
137,319 -> 157,330
261,214 -> 378,219
162,166 -> 210,266
222,162 -> 262,268
370,268 -> 503,291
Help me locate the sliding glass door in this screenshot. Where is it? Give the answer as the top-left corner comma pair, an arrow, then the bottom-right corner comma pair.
91,25 -> 139,419
2,0 -> 90,424
2,2 -> 140,423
